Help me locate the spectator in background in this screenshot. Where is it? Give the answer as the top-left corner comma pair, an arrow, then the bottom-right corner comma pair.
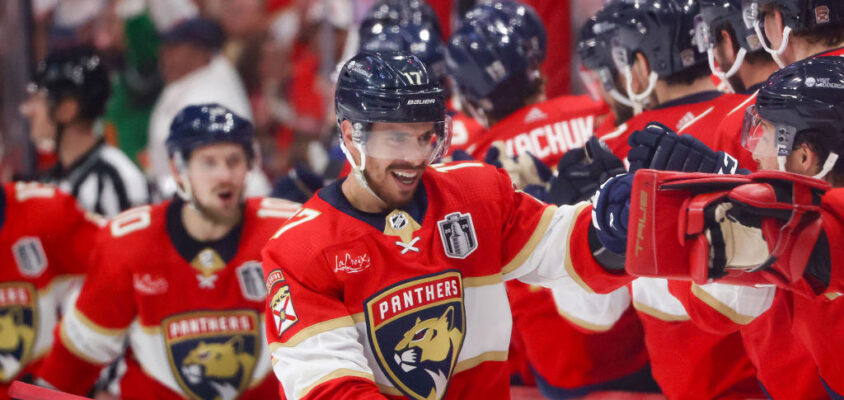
147,17 -> 270,199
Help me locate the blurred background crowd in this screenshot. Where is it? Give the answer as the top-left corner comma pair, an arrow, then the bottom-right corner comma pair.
0,0 -> 602,196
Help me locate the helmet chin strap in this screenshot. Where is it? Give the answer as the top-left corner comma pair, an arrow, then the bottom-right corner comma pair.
814,152 -> 839,180
708,47 -> 747,94
173,152 -> 193,202
755,21 -> 790,68
339,139 -> 388,206
608,88 -> 635,108
776,151 -> 838,180
622,66 -> 658,115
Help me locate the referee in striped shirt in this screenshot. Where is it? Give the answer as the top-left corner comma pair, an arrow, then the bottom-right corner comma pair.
24,46 -> 150,217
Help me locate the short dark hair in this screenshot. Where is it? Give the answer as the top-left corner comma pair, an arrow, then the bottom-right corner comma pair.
712,21 -> 773,65
664,62 -> 711,86
793,129 -> 844,181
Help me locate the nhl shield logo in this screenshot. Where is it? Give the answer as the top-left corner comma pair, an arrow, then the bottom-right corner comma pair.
365,270 -> 466,400
0,283 -> 37,382
438,212 -> 477,259
163,310 -> 259,400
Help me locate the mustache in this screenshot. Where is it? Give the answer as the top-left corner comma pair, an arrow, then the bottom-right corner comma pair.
387,162 -> 425,171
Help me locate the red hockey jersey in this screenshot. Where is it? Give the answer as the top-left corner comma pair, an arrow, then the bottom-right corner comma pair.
598,91 -> 748,161
790,188 -> 844,396
467,96 -> 609,167
0,182 -> 100,399
667,281 -> 827,399
818,46 -> 844,57
506,280 -> 649,390
446,111 -> 485,155
262,161 -> 597,400
712,92 -> 760,171
561,207 -> 763,399
37,197 -> 299,399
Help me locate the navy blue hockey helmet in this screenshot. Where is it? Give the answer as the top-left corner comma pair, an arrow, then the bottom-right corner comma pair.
752,0 -> 844,35
360,0 -> 443,39
473,1 -> 547,67
577,4 -> 625,100
33,45 -> 111,120
335,51 -> 445,125
335,51 -> 450,165
698,0 -> 763,53
609,0 -> 706,79
742,56 -> 844,176
359,22 -> 447,86
447,7 -> 534,122
166,103 -> 255,161
698,0 -> 767,88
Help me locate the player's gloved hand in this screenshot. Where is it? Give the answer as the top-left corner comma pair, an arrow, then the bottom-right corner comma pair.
446,150 -> 475,162
627,122 -> 746,174
549,136 -> 626,205
591,172 -> 634,254
270,163 -> 324,203
484,143 -> 551,189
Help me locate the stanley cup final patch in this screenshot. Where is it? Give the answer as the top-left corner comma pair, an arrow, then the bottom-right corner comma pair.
364,270 -> 466,400
437,212 -> 478,259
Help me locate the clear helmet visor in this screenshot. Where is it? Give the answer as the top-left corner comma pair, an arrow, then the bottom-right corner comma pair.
741,105 -> 796,157
578,66 -> 603,102
693,14 -> 714,53
354,117 -> 451,163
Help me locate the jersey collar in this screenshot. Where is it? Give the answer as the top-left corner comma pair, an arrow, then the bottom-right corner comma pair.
165,198 -> 245,264
318,176 -> 429,232
654,91 -> 723,110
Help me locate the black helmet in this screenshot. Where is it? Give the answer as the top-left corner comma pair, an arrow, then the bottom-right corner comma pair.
335,51 -> 446,126
34,46 -> 111,120
446,6 -> 533,122
609,0 -> 706,79
742,56 -> 844,176
167,103 -> 255,161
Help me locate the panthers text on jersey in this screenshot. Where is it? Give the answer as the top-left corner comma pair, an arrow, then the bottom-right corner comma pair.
0,182 -> 101,399
467,95 -> 609,167
36,197 -> 299,399
262,161 -> 604,400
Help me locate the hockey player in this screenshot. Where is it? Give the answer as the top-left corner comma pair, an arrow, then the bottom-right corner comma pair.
555,1 -> 766,398
21,46 -> 150,217
699,0 -> 780,170
0,182 -> 101,397
447,2 -> 608,167
578,2 -> 636,135
261,50 -> 636,400
750,0 -> 844,66
598,56 -> 844,397
597,0 -> 748,166
35,104 -> 298,399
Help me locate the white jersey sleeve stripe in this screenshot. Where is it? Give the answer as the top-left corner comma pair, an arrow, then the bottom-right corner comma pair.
272,325 -> 375,400
631,278 -> 690,321
691,282 -> 776,325
551,283 -> 631,331
60,308 -> 127,365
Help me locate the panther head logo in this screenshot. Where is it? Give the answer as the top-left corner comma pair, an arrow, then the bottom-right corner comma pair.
393,306 -> 462,400
180,336 -> 256,400
0,308 -> 35,382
